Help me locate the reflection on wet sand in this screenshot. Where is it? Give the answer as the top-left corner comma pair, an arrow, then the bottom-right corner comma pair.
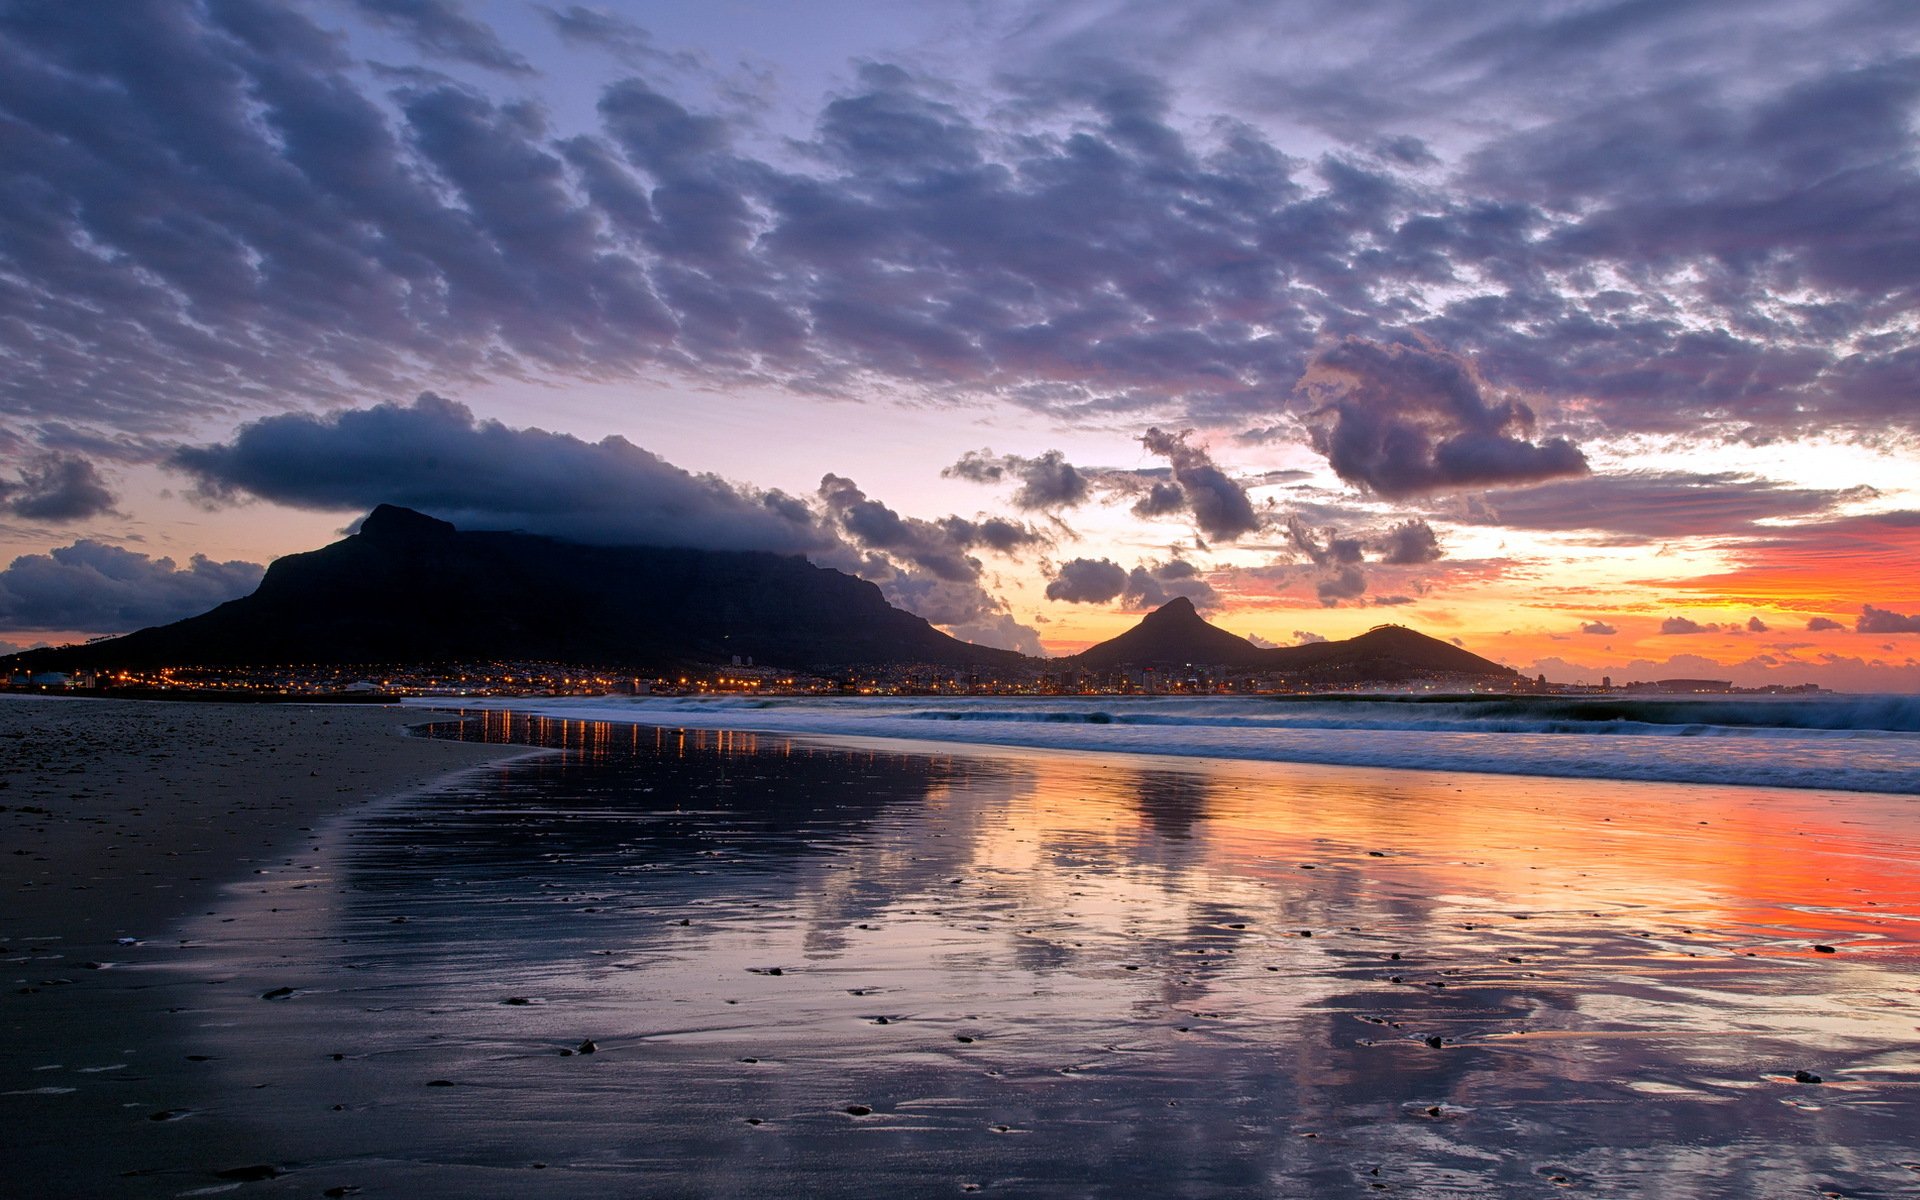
172,712 -> 1920,1197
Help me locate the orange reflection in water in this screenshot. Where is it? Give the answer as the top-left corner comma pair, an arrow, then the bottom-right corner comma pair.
957,744 -> 1920,960
432,709 -> 1920,959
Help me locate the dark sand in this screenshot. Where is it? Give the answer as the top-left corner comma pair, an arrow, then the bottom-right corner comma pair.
0,696 -> 536,1197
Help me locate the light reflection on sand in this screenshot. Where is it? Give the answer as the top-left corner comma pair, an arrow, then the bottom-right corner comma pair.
169,713 -> 1920,1197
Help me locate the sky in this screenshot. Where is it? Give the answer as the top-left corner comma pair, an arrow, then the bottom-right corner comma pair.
1,0 -> 1918,688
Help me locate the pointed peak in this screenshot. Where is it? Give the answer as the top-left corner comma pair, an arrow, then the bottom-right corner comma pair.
358,504 -> 456,542
1068,593 -> 1262,668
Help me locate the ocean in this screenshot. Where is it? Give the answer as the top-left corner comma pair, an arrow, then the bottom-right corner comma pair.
422,692 -> 1920,794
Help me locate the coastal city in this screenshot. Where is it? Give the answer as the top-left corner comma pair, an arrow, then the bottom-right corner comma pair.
5,658 -> 1829,700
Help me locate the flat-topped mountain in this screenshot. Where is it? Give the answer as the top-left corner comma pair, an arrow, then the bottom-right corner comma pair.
1066,597 -> 1514,681
11,505 -> 1029,672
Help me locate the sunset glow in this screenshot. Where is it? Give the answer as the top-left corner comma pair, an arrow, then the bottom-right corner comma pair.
0,1 -> 1915,691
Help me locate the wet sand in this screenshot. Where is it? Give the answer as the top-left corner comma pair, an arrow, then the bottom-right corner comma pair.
0,696 -> 538,1196
34,709 -> 1912,1199
6,703 -> 1920,1197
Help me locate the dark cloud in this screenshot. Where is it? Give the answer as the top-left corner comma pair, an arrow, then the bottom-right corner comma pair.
1807,616 -> 1846,631
943,449 -> 1090,509
1299,338 -> 1588,498
1373,518 -> 1442,565
1371,594 -> 1414,606
940,514 -> 1044,556
1284,516 -> 1363,567
0,540 -> 262,633
1282,514 -> 1395,607
173,394 -> 823,553
1,453 -> 118,521
1747,616 -> 1769,633
1580,620 -> 1616,635
346,0 -> 532,73
0,0 -> 1915,479
538,5 -> 673,66
1137,428 -> 1262,542
810,474 -> 1047,654
1858,605 -> 1920,634
1044,557 -> 1127,604
1459,472 -> 1869,540
818,473 -> 1037,583
1120,559 -> 1219,613
1660,616 -> 1710,635
1130,481 -> 1189,520
1316,565 -> 1367,606
1041,556 -> 1218,612
860,564 -> 1045,656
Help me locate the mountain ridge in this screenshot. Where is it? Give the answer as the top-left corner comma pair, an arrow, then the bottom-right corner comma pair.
8,505 -> 1029,672
1063,596 -> 1515,681
6,509 -> 1515,684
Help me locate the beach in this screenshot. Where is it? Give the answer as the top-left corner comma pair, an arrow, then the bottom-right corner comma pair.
4,700 -> 1919,1198
0,696 -> 538,1196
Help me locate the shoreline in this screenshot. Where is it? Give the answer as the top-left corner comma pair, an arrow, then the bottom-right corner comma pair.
0,696 -> 543,1199
0,695 -> 538,951
410,694 -> 1920,796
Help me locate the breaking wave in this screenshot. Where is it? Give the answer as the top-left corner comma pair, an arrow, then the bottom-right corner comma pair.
419,693 -> 1920,795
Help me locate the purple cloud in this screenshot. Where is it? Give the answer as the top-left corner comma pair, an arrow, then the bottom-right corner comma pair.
174,394 -> 823,554
943,449 -> 1090,510
1373,518 -> 1443,565
1043,556 -> 1219,612
1858,605 -> 1920,634
0,540 -> 262,633
1137,428 -> 1262,542
1,453 -> 118,522
1299,338 -> 1588,498
0,0 -> 1913,509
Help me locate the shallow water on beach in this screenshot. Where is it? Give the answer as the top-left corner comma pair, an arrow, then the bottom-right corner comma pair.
431,693 -> 1920,794
162,713 -> 1920,1198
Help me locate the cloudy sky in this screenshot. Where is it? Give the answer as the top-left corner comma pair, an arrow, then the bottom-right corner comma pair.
2,0 -> 1918,687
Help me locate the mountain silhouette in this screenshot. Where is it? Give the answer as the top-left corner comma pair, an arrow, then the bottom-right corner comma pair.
1255,623 -> 1515,680
9,515 -> 1515,684
1065,597 -> 1268,669
1066,597 -> 1514,681
13,505 -> 1029,672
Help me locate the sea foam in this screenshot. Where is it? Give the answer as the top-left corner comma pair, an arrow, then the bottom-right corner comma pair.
421,693 -> 1920,794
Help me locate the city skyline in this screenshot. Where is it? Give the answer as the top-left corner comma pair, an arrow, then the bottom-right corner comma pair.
2,0 -> 1918,689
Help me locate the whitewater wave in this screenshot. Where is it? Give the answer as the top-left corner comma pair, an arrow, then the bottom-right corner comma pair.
414,693 -> 1920,795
